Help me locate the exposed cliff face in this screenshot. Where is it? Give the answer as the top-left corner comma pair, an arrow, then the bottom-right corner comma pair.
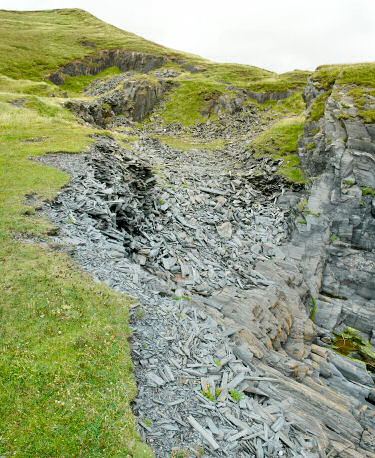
287,77 -> 375,344
48,50 -> 167,85
65,74 -> 172,125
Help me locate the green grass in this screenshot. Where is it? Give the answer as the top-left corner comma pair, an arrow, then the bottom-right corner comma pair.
199,61 -> 274,87
249,116 -> 306,184
262,91 -> 306,116
0,74 -> 64,97
246,70 -> 311,93
229,390 -> 243,402
311,64 -> 345,91
0,84 -> 150,456
309,62 -> 375,123
308,91 -> 330,122
158,78 -> 226,126
337,63 -> 375,87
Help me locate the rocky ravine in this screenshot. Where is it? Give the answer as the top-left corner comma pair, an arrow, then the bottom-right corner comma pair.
36,70 -> 375,457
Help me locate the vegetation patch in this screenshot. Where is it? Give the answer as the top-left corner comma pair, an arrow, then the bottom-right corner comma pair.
332,327 -> 375,373
308,91 -> 330,122
337,63 -> 375,88
309,296 -> 317,321
158,78 -> 226,126
0,86 -> 150,455
262,91 -> 306,117
61,66 -> 122,95
347,87 -> 375,124
245,70 -> 311,93
229,390 -> 243,402
311,64 -> 345,91
309,63 -> 375,123
361,186 -> 375,197
249,116 -> 306,184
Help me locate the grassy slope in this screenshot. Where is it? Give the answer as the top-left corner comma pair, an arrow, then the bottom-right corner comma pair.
0,85 -> 151,456
0,9 -> 312,127
0,8 -> 178,81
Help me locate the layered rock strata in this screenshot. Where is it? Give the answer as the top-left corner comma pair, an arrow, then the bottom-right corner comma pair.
48,49 -> 166,84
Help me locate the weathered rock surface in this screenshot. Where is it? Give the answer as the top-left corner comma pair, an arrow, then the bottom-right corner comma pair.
65,74 -> 172,125
287,78 -> 375,351
48,49 -> 166,84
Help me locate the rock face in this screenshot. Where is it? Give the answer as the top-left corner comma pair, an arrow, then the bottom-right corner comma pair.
65,74 -> 171,125
286,78 -> 375,347
48,49 -> 166,84
247,88 -> 296,104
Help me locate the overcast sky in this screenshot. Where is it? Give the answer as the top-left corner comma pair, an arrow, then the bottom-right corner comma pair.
2,0 -> 375,73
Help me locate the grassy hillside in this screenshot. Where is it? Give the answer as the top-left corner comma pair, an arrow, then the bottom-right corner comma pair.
0,80 -> 151,456
0,8 -> 175,81
307,62 -> 375,123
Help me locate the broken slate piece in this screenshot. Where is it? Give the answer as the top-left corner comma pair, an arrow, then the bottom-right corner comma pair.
187,415 -> 220,450
146,372 -> 166,387
217,221 -> 233,239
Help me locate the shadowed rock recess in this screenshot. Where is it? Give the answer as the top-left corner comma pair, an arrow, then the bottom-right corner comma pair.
39,57 -> 375,457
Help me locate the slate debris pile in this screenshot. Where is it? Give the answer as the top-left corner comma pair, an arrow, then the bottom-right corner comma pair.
43,137 -> 289,297
131,299 -> 320,457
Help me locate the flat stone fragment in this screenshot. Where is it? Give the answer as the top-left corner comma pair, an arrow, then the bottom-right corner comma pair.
217,221 -> 233,239
187,415 -> 220,450
146,372 -> 166,387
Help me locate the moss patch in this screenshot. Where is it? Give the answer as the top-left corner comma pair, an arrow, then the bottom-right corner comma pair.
361,186 -> 375,197
158,78 -> 226,126
262,91 -> 306,117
